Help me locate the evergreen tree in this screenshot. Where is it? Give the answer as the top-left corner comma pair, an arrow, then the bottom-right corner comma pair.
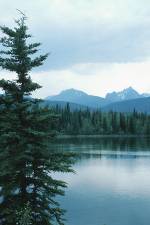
54,107 -> 150,135
16,202 -> 32,225
119,113 -> 126,133
102,116 -> 108,134
0,14 -> 73,225
128,116 -> 135,134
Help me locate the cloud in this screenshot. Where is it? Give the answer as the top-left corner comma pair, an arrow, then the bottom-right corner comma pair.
22,60 -> 150,98
1,0 -> 150,70
0,0 -> 150,97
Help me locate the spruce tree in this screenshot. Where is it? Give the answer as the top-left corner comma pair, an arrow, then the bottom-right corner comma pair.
0,14 -> 73,225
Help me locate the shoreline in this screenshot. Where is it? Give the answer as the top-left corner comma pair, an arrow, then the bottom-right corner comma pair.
56,134 -> 150,139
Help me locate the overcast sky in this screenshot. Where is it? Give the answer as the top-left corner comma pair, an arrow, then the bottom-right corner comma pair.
1,0 -> 150,98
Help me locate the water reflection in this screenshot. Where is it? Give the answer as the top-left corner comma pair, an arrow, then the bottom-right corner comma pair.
50,137 -> 150,158
50,137 -> 150,225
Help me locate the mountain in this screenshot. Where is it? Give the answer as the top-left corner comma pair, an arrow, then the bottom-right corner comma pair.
141,93 -> 150,98
105,87 -> 141,103
46,88 -> 106,108
45,87 -> 150,113
102,97 -> 150,113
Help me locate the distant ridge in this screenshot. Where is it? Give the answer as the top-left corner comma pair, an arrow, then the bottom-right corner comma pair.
102,97 -> 150,113
43,100 -> 91,111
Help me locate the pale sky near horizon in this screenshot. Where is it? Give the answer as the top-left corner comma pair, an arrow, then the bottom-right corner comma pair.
0,0 -> 150,98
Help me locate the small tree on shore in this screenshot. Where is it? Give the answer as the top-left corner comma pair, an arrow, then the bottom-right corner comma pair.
0,14 -> 73,225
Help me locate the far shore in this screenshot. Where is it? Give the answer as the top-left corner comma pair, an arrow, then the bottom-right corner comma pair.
56,134 -> 150,139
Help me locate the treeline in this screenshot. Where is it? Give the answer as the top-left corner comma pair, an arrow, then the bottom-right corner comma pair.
51,103 -> 150,135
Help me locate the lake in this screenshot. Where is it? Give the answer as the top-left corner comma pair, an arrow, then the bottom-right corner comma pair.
50,137 -> 150,225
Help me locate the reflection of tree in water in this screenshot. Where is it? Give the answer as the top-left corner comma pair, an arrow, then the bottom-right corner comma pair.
49,137 -> 150,160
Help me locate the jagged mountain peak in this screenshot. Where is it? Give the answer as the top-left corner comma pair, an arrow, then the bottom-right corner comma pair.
124,86 -> 135,91
122,86 -> 139,94
105,87 -> 140,102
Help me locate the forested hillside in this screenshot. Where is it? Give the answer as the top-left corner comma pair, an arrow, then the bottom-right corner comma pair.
51,104 -> 150,135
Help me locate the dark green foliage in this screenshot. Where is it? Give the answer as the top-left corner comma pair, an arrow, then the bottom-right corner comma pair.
0,15 -> 73,225
52,104 -> 150,135
16,202 -> 32,225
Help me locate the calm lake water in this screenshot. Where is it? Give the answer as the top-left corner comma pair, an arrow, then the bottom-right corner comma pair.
50,137 -> 150,225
